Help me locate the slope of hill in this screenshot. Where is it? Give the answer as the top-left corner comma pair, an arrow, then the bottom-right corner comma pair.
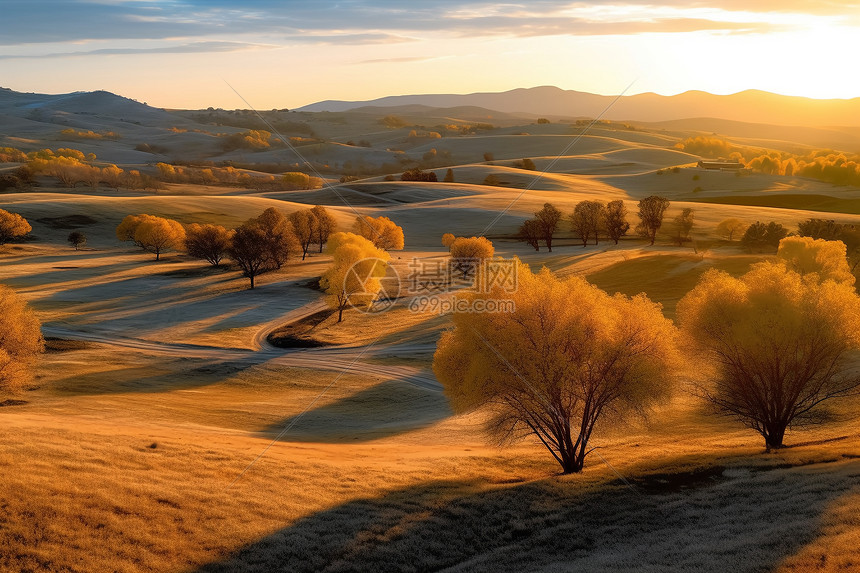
298,86 -> 860,128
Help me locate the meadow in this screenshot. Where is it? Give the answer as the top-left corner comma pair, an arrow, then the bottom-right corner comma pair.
1,93 -> 859,572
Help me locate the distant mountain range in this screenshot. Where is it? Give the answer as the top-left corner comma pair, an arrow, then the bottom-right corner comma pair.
298,86 -> 860,128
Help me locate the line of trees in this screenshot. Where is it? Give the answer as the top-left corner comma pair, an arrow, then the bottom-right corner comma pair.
518,197 -> 667,250
115,205 -> 344,289
434,237 -> 860,473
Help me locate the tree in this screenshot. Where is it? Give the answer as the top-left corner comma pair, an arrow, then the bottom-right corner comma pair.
635,196 -> 670,245
441,233 -> 455,248
255,208 -> 300,267
447,236 -> 495,280
716,218 -> 747,241
678,262 -> 860,451
776,236 -> 855,285
320,232 -> 390,322
443,168 -> 455,183
797,218 -> 844,242
0,285 -> 44,392
287,209 -> 318,261
185,223 -> 233,266
518,219 -> 542,251
433,260 -> 677,473
228,221 -> 272,289
67,231 -> 86,250
311,205 -> 337,253
352,215 -> 405,251
740,221 -> 788,252
603,200 -> 630,245
571,201 -> 605,247
116,214 -> 185,260
116,214 -> 145,247
670,207 -> 695,246
534,203 -> 563,252
401,169 -> 437,182
0,209 -> 32,245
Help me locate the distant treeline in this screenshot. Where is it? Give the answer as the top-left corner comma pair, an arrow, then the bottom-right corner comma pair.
675,136 -> 860,186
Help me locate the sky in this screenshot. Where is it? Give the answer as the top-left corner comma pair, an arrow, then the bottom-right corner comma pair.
1,0 -> 858,110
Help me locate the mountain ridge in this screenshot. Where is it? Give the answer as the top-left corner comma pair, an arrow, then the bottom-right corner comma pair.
297,86 -> 860,128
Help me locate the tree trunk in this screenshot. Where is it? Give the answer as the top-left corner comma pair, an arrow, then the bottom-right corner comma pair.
249,275 -> 255,289
338,306 -> 344,322
764,424 -> 786,451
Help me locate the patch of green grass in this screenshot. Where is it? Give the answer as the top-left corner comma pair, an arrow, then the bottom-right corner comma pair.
690,194 -> 860,214
586,253 -> 765,319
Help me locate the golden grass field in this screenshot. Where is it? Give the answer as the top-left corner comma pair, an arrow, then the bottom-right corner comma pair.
2,110 -> 860,572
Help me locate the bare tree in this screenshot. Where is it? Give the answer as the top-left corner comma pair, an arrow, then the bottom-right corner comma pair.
518,219 -> 542,251
571,201 -> 605,247
535,203 -> 563,252
635,196 -> 670,245
604,200 -> 630,245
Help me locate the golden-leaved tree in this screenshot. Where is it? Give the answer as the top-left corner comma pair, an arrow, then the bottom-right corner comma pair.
0,285 -> 44,392
776,236 -> 854,285
716,218 -> 747,241
433,260 -> 678,473
447,236 -> 495,280
0,209 -> 32,245
320,232 -> 390,322
678,261 -> 860,450
116,214 -> 185,260
352,215 -> 404,251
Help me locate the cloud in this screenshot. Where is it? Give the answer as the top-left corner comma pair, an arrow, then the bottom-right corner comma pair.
358,56 -> 440,65
1,0 -> 855,47
0,41 -> 267,60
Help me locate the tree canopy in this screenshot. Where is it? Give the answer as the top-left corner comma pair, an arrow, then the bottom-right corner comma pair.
433,260 -> 678,473
635,196 -> 670,245
0,209 -> 32,245
678,261 -> 860,450
352,215 -> 405,251
0,285 -> 44,392
320,232 -> 390,322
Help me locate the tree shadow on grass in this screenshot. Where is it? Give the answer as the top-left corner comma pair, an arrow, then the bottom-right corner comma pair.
47,355 -> 262,396
257,378 -> 451,443
193,457 -> 859,573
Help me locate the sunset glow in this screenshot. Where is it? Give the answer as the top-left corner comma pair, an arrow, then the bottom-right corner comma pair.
1,1 -> 858,108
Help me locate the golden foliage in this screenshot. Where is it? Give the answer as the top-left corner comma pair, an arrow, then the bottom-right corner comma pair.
715,218 -> 747,241
776,236 -> 855,285
0,209 -> 32,245
674,136 -> 734,158
441,233 -> 455,248
320,232 -> 390,322
433,260 -> 678,473
352,215 -> 405,251
447,236 -> 494,260
677,262 -> 860,449
116,214 -> 185,260
0,285 -> 44,392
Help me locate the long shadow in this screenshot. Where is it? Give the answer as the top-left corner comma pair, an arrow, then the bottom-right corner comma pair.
193,457 -> 859,572
258,377 -> 451,443
48,353 -> 263,395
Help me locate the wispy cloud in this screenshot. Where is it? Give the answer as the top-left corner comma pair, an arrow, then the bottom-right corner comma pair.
357,56 -> 440,65
1,0 -> 855,46
0,41 -> 267,60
